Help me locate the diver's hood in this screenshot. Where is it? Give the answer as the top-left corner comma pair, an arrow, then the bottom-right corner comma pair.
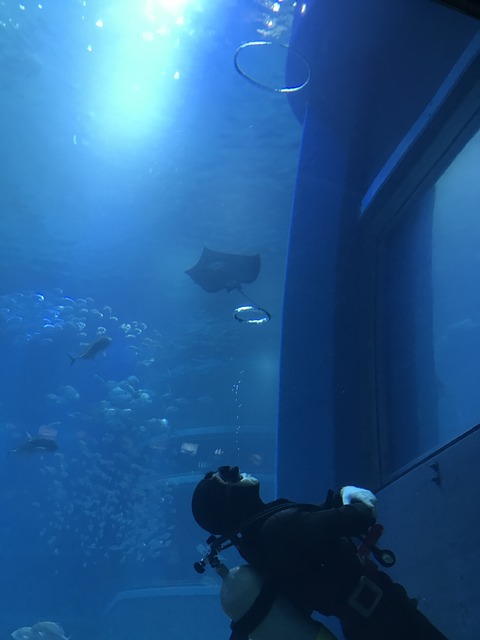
191,467 -> 264,535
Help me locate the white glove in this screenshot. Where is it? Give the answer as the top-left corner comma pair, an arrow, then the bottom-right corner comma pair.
341,485 -> 377,515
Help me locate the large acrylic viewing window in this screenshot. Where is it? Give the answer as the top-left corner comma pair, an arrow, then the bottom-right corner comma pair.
377,128 -> 480,475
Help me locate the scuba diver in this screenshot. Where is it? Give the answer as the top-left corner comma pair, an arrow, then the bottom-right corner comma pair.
191,466 -> 449,640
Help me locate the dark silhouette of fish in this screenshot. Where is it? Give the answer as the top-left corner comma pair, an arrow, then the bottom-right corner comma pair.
8,436 -> 59,456
67,335 -> 112,365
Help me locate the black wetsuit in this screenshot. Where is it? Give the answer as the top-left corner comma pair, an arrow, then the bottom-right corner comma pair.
234,497 -> 449,640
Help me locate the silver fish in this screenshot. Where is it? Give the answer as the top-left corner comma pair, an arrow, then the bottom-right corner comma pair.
31,622 -> 69,640
11,628 -> 32,640
8,436 -> 58,456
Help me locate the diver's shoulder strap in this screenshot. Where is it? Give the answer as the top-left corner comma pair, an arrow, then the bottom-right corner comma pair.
233,500 -> 324,535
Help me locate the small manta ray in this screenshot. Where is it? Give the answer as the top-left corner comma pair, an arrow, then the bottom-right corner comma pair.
67,334 -> 112,365
185,247 -> 261,294
8,435 -> 59,456
186,247 -> 271,323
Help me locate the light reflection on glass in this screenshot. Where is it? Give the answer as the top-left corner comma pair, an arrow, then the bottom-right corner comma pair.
80,0 -> 207,144
0,0 -> 297,145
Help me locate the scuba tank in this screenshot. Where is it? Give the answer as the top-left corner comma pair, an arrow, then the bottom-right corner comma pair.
195,533 -> 337,640
219,563 -> 337,640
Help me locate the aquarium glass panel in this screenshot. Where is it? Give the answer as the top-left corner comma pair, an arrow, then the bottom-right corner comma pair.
0,0 -> 302,631
378,128 -> 480,475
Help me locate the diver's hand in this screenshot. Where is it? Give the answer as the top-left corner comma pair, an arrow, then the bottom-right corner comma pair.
341,486 -> 377,517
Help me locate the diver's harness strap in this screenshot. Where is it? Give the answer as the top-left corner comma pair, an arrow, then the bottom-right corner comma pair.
346,570 -> 384,618
228,579 -> 277,640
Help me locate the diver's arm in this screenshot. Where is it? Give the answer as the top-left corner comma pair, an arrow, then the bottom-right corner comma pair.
264,502 -> 375,552
308,502 -> 375,540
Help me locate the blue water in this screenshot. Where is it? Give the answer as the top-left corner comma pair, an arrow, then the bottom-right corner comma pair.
0,0 -> 301,637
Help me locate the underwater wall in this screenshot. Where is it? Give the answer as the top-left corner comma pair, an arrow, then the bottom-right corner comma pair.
278,1 -> 480,634
278,0 -> 479,491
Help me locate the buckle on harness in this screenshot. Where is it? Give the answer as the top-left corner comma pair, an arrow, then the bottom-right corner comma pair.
347,575 -> 383,618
